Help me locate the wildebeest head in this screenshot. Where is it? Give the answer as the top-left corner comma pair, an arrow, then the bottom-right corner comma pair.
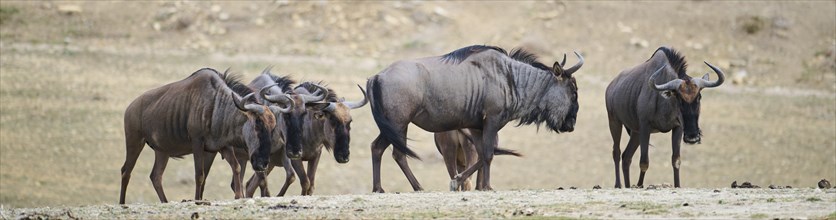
649,61 -> 725,144
232,85 -> 291,172
551,52 -> 584,132
298,83 -> 368,163
262,84 -> 328,159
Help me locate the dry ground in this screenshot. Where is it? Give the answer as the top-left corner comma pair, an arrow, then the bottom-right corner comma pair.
2,189 -> 835,219
0,1 -> 834,218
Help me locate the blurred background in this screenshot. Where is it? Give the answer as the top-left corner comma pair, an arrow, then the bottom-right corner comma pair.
0,1 -> 833,208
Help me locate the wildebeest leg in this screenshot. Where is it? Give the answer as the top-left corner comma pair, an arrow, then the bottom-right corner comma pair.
291,160 -> 310,195
220,148 -> 243,199
636,126 -> 652,188
459,141 -> 477,191
119,135 -> 144,204
305,152 -> 322,195
609,119 -> 623,188
246,166 -> 274,197
435,132 -> 461,191
671,126 -> 683,188
276,150 -> 296,197
393,149 -> 424,191
234,151 -> 249,197
451,128 -> 491,191
150,150 -> 169,203
478,129 -> 497,191
258,166 -> 273,197
371,135 -> 390,193
193,149 -> 216,201
621,134 -> 640,188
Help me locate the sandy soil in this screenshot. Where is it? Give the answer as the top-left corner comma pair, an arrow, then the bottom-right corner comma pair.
0,1 -> 834,218
2,188 -> 835,219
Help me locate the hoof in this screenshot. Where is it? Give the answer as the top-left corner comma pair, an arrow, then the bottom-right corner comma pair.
450,179 -> 459,191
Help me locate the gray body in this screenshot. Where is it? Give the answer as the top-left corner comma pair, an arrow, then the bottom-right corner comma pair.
120,68 -> 281,204
606,47 -> 724,188
367,45 -> 582,192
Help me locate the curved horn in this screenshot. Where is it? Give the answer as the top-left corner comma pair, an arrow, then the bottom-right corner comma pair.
322,102 -> 338,112
343,84 -> 369,109
559,53 -> 567,67
268,94 -> 294,114
233,93 -> 255,111
693,61 -> 726,88
261,83 -> 294,105
563,51 -> 584,75
649,64 -> 683,91
301,84 -> 328,103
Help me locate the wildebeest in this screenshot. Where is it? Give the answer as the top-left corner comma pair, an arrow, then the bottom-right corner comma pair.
366,45 -> 583,192
119,68 -> 291,204
605,46 -> 725,188
434,129 -> 521,191
245,81 -> 367,197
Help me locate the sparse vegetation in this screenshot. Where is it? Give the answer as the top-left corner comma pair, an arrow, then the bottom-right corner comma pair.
0,2 -> 834,219
0,6 -> 19,25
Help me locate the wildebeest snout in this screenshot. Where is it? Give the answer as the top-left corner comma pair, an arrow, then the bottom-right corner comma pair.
559,118 -> 576,132
684,134 -> 701,144
252,158 -> 269,172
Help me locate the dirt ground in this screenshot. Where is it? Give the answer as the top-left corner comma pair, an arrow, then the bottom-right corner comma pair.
0,0 -> 834,218
2,188 -> 835,219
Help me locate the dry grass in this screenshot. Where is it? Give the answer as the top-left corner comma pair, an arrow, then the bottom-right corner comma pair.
0,1 -> 834,208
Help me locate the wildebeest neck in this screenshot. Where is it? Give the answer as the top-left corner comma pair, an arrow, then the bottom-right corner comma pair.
507,60 -> 573,133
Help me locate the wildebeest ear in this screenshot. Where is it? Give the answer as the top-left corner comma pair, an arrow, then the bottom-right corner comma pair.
305,102 -> 330,111
701,73 -> 711,81
553,62 -> 565,77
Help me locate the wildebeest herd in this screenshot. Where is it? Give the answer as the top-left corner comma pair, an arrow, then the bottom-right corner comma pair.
119,45 -> 724,204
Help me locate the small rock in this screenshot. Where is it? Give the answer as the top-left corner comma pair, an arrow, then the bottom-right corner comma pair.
218,12 -> 230,21
818,179 -> 831,189
433,7 -> 449,17
785,186 -> 792,189
682,203 -> 689,206
57,5 -> 82,15
593,185 -> 602,190
629,37 -> 649,48
354,208 -> 364,212
190,212 -> 200,220
772,16 -> 792,30
557,187 -> 564,190
210,5 -> 221,13
524,208 -> 536,216
194,201 -> 211,206
461,197 -> 468,202
569,186 -> 577,190
731,181 -> 738,188
617,22 -> 633,33
290,199 -> 298,204
768,184 -> 782,189
619,204 -> 627,208
713,189 -> 721,193
646,185 -> 658,190
732,70 -> 748,85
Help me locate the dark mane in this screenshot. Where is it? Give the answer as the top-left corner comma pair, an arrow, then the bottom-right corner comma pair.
441,45 -> 553,73
296,81 -> 338,102
649,46 -> 688,78
264,72 -> 296,92
441,45 -> 507,64
219,68 -> 254,96
509,48 -> 552,72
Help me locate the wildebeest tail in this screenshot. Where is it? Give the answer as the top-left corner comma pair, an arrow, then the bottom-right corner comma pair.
494,147 -> 522,157
456,130 -> 522,157
368,76 -> 421,159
